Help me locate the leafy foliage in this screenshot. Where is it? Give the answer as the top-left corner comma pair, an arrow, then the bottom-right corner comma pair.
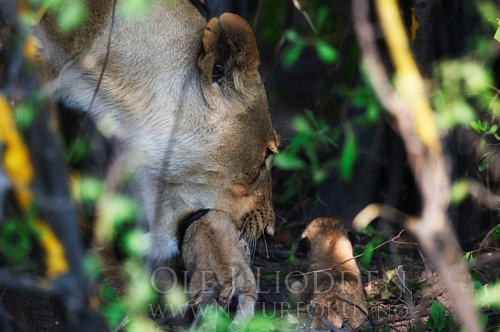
426,300 -> 459,332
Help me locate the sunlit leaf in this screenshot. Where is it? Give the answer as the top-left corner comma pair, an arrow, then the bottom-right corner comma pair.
470,120 -> 483,134
360,242 -> 374,268
123,259 -> 155,305
462,63 -> 491,94
339,136 -> 357,181
102,302 -> 126,328
450,100 -> 476,127
106,195 -> 138,225
57,1 -> 87,32
292,116 -> 312,133
495,25 -> 500,43
450,179 -> 469,204
283,44 -> 303,68
315,42 -> 338,65
80,177 -> 105,202
487,124 -> 498,135
120,0 -> 153,17
274,152 -> 306,170
124,229 -> 146,255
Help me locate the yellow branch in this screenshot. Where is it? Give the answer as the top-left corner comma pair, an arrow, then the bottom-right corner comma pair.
0,94 -> 69,277
375,0 -> 441,155
0,96 -> 34,208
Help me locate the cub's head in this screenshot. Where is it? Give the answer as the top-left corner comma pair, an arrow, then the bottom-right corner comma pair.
297,218 -> 359,273
195,13 -> 279,242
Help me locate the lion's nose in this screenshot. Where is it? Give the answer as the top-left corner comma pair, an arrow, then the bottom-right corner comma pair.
265,224 -> 275,236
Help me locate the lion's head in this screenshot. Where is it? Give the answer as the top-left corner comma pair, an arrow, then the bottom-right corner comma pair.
37,0 -> 278,260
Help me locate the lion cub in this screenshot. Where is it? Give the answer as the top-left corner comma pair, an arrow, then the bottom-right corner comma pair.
182,210 -> 256,327
291,217 -> 368,330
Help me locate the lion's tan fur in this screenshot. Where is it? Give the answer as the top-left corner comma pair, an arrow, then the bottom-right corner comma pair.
182,210 -> 256,326
291,217 -> 368,330
36,0 -> 278,260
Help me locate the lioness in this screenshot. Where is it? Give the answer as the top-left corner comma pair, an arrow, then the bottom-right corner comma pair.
291,217 -> 368,330
182,210 -> 256,328
36,0 -> 278,261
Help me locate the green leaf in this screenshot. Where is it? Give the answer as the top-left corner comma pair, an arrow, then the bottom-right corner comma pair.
305,108 -> 320,128
481,313 -> 489,328
365,101 -> 380,123
312,168 -> 326,184
428,300 -> 445,330
288,132 -> 310,154
450,179 -> 469,204
487,124 -> 498,135
495,25 -> 500,43
360,242 -> 374,268
124,229 -> 146,255
492,224 -> 500,240
106,195 -> 138,225
57,1 -> 87,32
339,136 -> 357,181
121,0 -> 152,16
462,63 -> 491,94
288,242 -> 300,266
67,138 -> 91,164
284,29 -> 302,44
316,5 -> 329,31
79,177 -> 105,202
479,152 -> 491,171
292,116 -> 312,133
470,120 -> 483,134
282,44 -> 303,68
315,42 -> 338,65
273,152 -> 306,170
15,103 -> 35,128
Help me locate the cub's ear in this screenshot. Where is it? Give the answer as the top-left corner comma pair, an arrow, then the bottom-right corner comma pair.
198,13 -> 262,112
295,237 -> 311,258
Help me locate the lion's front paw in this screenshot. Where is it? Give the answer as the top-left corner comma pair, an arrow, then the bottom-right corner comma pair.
219,283 -> 235,306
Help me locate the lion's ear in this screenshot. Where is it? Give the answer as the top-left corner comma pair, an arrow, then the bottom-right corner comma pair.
198,13 -> 261,111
